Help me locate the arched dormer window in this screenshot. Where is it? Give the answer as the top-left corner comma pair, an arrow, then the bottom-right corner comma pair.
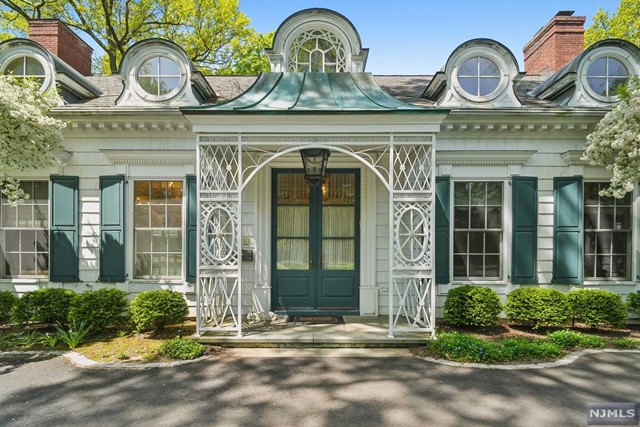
116,39 -> 214,107
267,9 -> 369,73
586,56 -> 629,97
429,39 -> 521,108
288,29 -> 347,72
0,42 -> 55,93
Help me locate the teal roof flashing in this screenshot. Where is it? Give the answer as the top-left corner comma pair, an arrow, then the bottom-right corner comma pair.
183,72 -> 447,114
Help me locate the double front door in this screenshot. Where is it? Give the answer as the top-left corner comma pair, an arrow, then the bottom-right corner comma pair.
272,169 -> 360,311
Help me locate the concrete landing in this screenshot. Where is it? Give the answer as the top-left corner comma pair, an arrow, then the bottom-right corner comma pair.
195,316 -> 432,347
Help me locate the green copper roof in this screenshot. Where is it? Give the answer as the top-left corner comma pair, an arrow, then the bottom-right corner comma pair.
184,72 -> 441,114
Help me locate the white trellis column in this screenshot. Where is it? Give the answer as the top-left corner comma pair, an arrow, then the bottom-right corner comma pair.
388,136 -> 436,338
196,137 -> 243,337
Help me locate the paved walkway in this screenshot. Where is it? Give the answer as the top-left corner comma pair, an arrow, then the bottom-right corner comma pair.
1,350 -> 638,426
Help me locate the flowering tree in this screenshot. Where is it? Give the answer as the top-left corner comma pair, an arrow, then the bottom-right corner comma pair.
0,76 -> 66,205
583,79 -> 640,198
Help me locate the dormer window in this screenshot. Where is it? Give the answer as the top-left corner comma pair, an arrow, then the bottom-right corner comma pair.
288,29 -> 346,72
2,55 -> 48,90
135,55 -> 183,99
586,56 -> 629,97
457,56 -> 500,97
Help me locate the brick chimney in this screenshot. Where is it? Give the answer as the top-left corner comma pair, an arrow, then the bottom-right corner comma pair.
28,19 -> 93,76
523,11 -> 585,77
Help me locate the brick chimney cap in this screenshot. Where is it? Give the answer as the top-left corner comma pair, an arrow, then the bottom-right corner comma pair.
556,11 -> 575,17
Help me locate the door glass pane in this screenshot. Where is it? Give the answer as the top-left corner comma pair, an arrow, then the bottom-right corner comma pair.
322,173 -> 355,205
322,240 -> 354,270
277,173 -> 309,205
276,239 -> 309,270
322,206 -> 354,237
277,206 -> 309,237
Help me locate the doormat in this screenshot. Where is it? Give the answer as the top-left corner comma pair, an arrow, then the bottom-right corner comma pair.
287,316 -> 345,324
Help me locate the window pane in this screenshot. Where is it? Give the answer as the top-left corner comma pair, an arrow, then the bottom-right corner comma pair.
458,77 -> 477,96
469,231 -> 484,253
596,231 -> 612,254
134,205 -> 150,228
18,205 -> 32,227
166,181 -> 183,204
168,254 -> 182,276
459,58 -> 478,76
486,182 -> 502,205
159,57 -> 180,75
585,231 -> 596,254
151,181 -> 166,203
152,254 -> 168,277
608,58 -> 628,76
454,207 -> 469,228
138,57 -> 159,76
166,205 -> 182,228
4,253 -> 19,277
4,230 -> 19,252
20,230 -> 35,252
479,77 -> 499,96
584,183 -> 599,205
596,255 -> 610,277
322,240 -> 354,270
278,206 -> 309,238
167,231 -> 182,252
485,255 -> 500,277
136,254 -> 151,276
135,181 -> 150,203
469,182 -> 485,205
584,207 -> 598,229
485,231 -> 500,253
37,253 -> 48,276
479,57 -> 499,76
323,206 -> 354,238
5,57 -> 25,75
599,207 -> 614,229
468,255 -> 483,277
159,77 -> 180,95
454,183 -> 469,205
136,230 -> 152,252
25,57 -> 44,75
587,78 -> 607,96
609,77 -> 627,95
453,255 -> 467,277
612,232 -> 627,253
152,231 -> 168,253
453,231 -> 468,253
615,207 -> 630,229
150,205 -> 166,227
611,256 -> 627,278
277,239 -> 309,270
588,58 -> 607,76
470,206 -> 485,229
2,205 -> 16,227
584,255 -> 595,277
486,207 -> 502,229
138,77 -> 159,95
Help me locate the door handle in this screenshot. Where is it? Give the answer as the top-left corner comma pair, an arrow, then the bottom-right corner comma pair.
318,255 -> 322,269
309,256 -> 313,269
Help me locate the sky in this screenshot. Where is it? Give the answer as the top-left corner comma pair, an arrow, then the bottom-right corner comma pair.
238,0 -> 622,75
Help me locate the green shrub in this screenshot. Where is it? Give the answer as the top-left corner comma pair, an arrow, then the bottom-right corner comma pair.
505,287 -> 570,328
568,289 -> 628,328
499,338 -> 563,360
129,290 -> 188,332
426,332 -> 500,363
547,330 -> 605,349
12,288 -> 77,325
0,291 -> 18,323
69,288 -> 128,333
443,285 -> 502,327
611,337 -> 638,349
157,337 -> 205,360
627,292 -> 640,315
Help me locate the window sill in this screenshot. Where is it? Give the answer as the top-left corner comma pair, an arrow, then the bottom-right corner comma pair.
0,278 -> 49,284
582,281 -> 636,286
128,279 -> 188,285
451,281 -> 509,286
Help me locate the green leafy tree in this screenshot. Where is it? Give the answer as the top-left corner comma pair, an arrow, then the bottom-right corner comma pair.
583,79 -> 640,197
584,0 -> 640,47
0,0 -> 272,75
0,76 -> 65,204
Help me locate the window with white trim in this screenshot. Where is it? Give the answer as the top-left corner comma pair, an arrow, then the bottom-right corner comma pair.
288,29 -> 347,72
2,55 -> 47,89
134,180 -> 183,279
136,55 -> 182,98
457,56 -> 500,97
453,181 -> 503,280
586,56 -> 629,98
0,181 -> 49,278
584,182 -> 631,280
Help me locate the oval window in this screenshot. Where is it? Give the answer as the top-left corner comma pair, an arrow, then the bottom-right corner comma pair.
587,57 -> 629,97
3,56 -> 47,89
136,56 -> 182,97
457,56 -> 500,97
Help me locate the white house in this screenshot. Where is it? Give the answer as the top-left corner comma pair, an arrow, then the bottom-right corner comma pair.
0,9 -> 638,338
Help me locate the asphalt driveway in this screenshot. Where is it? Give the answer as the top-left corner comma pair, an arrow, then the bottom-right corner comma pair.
0,350 -> 638,427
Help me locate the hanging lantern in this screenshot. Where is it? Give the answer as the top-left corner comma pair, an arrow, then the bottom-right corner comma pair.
300,148 -> 330,187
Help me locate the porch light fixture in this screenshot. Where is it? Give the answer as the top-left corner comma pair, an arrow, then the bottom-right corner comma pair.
300,148 -> 330,186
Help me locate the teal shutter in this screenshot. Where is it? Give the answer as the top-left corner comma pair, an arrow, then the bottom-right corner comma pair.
553,176 -> 583,284
435,176 -> 450,284
512,177 -> 538,284
50,176 -> 79,282
186,175 -> 197,283
99,176 -> 125,282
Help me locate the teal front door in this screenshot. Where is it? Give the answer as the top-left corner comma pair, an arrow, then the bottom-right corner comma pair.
272,169 -> 360,311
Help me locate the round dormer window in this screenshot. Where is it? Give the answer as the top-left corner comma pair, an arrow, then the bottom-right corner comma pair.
2,55 -> 48,90
457,56 -> 500,97
135,55 -> 183,99
586,56 -> 629,98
